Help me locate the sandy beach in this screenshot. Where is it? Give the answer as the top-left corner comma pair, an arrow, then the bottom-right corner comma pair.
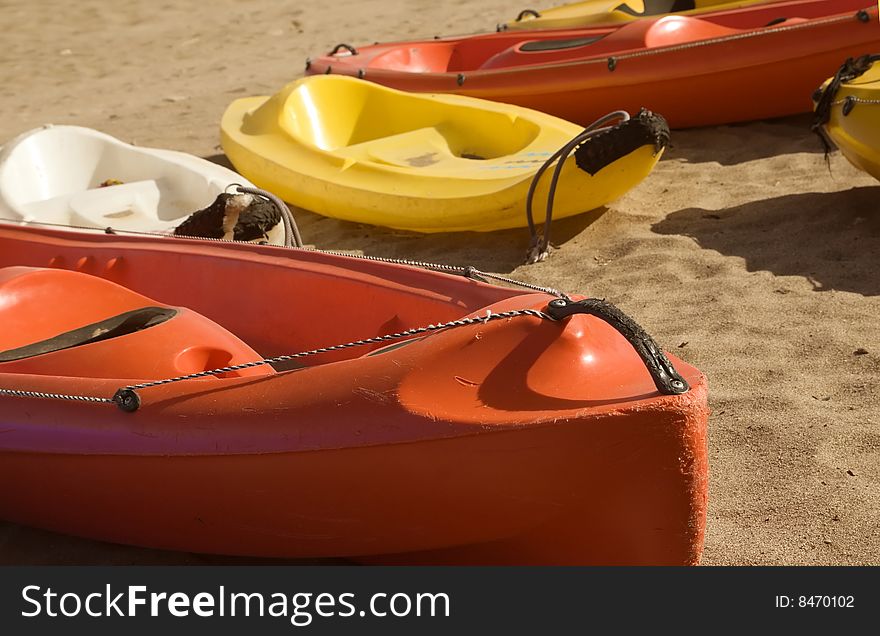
0,0 -> 877,565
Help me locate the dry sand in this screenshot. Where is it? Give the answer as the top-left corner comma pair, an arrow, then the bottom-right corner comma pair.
0,0 -> 877,565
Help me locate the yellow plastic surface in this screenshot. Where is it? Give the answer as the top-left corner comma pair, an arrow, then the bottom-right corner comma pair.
501,0 -> 770,31
820,63 -> 880,182
221,76 -> 663,232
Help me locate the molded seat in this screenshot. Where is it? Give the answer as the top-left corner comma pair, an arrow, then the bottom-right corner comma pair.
0,267 -> 272,380
480,16 -> 741,70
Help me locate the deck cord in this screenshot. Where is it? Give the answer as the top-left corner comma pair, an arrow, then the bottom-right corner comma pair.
0,212 -> 573,408
1,309 -> 553,412
2,294 -> 690,413
0,142 -> 695,408
0,217 -> 568,298
0,388 -> 114,404
335,9 -> 873,76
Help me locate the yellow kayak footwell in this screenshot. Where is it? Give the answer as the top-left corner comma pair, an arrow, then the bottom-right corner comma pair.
813,56 -> 880,183
221,76 -> 668,233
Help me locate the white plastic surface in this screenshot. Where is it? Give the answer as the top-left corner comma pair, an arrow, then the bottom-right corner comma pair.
0,125 -> 255,233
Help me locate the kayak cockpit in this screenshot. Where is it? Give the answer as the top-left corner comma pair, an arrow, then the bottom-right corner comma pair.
0,126 -> 232,232
0,229 -> 527,380
244,76 -> 542,163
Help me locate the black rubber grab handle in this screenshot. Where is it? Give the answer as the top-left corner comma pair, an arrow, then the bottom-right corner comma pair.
515,9 -> 541,21
329,43 -> 358,56
546,298 -> 690,395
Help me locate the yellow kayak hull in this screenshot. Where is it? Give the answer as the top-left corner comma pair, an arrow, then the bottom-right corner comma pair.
500,0 -> 770,31
815,60 -> 880,182
221,76 -> 666,233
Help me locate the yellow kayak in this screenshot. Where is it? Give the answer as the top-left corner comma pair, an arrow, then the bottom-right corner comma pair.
813,55 -> 880,182
500,0 -> 770,31
221,76 -> 668,233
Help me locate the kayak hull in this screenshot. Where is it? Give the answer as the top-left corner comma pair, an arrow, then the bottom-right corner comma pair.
0,380 -> 707,565
308,1 -> 880,128
221,76 -> 666,232
0,224 -> 709,565
0,125 -> 258,237
815,59 -> 880,181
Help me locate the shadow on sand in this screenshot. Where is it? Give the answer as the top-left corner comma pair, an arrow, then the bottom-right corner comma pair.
652,186 -> 880,296
662,114 -> 826,166
203,153 -> 236,171
203,148 -> 607,274
292,206 -> 607,274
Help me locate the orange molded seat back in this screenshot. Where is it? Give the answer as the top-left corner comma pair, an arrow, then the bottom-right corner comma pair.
477,15 -> 744,71
479,34 -> 608,70
0,267 -> 272,380
585,15 -> 741,53
642,16 -> 741,48
371,42 -> 457,72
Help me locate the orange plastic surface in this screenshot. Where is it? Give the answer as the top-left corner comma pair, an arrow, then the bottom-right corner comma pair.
0,267 -> 270,380
0,224 -> 709,565
308,0 -> 880,128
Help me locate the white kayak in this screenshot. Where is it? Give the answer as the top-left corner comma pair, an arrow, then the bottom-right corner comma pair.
0,125 -> 259,236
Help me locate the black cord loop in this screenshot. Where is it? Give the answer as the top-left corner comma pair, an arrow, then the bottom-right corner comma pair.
232,185 -> 303,248
329,43 -> 358,56
515,9 -> 541,21
524,110 -> 630,264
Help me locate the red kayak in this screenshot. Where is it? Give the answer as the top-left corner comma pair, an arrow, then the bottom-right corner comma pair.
307,0 -> 880,128
0,223 -> 708,565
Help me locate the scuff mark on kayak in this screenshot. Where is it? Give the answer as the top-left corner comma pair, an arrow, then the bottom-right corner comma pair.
405,152 -> 439,167
353,387 -> 393,404
454,376 -> 479,387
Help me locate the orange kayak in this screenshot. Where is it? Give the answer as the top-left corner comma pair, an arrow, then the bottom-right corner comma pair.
307,0 -> 880,128
0,224 -> 708,565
